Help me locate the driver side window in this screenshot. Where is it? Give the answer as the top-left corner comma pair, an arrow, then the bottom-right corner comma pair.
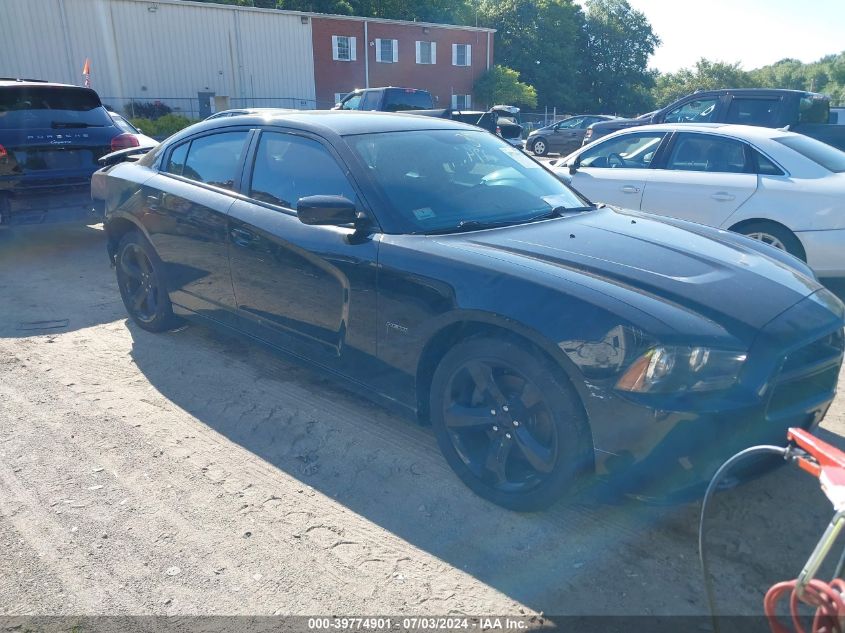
663,98 -> 719,123
578,132 -> 666,169
556,117 -> 582,130
341,94 -> 362,110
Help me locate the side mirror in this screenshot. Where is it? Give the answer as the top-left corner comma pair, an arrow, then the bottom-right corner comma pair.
568,159 -> 580,175
296,195 -> 359,226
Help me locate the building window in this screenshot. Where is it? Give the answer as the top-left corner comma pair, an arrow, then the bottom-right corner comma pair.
415,41 -> 436,64
332,35 -> 357,62
375,38 -> 398,63
451,94 -> 471,110
452,43 -> 471,67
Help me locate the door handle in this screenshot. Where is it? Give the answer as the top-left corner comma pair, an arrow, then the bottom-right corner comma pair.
621,185 -> 640,193
711,192 -> 736,202
146,194 -> 160,213
230,227 -> 256,247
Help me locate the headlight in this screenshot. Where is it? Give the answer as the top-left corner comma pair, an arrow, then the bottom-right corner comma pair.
615,346 -> 747,394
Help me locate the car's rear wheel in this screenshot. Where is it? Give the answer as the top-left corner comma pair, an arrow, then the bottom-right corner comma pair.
531,138 -> 548,156
735,221 -> 806,261
115,231 -> 178,332
429,337 -> 592,511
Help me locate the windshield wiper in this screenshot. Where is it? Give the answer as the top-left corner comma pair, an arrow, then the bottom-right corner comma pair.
420,218 -> 528,235
418,205 -> 600,236
526,204 -> 598,221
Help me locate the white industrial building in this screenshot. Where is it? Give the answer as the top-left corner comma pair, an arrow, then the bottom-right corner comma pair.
1,0 -> 320,116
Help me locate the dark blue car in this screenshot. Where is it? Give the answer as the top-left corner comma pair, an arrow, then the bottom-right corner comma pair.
97,110 -> 845,510
0,79 -> 143,227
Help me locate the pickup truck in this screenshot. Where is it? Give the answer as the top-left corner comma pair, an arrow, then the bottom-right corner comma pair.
333,87 -> 524,147
332,87 -> 434,112
583,89 -> 845,151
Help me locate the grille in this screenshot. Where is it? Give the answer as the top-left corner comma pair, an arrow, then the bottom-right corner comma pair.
767,329 -> 844,418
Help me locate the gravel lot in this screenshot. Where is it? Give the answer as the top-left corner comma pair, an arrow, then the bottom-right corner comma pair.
1,223 -> 843,620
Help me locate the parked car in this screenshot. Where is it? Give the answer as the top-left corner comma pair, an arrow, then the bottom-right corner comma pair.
98,110 -> 844,510
527,114 -> 616,156
583,89 -> 845,151
333,87 -> 434,112
107,110 -> 158,146
831,107 -> 845,125
555,123 -> 845,279
442,105 -> 524,148
205,107 -> 295,121
0,79 -> 141,227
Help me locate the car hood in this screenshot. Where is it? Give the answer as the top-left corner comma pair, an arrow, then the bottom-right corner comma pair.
442,207 -> 824,334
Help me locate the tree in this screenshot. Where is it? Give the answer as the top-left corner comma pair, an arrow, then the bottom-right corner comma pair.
477,0 -> 586,111
653,59 -> 757,105
581,0 -> 659,115
474,65 -> 538,108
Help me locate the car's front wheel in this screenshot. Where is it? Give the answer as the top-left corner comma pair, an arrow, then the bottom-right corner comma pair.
430,336 -> 592,511
115,231 -> 178,332
531,138 -> 548,156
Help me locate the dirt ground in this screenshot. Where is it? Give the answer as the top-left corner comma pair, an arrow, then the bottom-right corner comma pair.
1,223 -> 844,620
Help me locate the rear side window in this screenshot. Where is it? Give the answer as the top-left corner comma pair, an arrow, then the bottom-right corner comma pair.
775,134 -> 845,173
666,134 -> 749,173
179,131 -> 249,189
249,132 -> 356,209
753,151 -> 784,176
0,86 -> 112,129
383,89 -> 433,112
726,98 -> 780,126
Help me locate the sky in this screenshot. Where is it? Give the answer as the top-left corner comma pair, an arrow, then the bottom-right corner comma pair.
577,0 -> 845,73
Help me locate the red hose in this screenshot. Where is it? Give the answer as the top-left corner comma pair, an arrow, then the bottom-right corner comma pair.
765,578 -> 845,633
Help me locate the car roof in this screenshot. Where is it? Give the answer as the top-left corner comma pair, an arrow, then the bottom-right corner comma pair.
612,122 -> 799,141
670,88 -> 822,99
0,79 -> 86,89
193,109 -> 478,136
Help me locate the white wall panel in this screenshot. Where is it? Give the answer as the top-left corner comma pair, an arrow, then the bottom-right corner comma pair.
0,0 -> 317,114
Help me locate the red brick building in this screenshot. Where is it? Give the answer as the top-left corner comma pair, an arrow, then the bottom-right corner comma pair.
311,15 -> 495,109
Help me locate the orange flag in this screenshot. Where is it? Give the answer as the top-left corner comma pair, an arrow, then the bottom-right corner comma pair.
82,58 -> 90,75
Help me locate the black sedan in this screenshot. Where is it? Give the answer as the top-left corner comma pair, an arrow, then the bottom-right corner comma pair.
99,111 -> 845,511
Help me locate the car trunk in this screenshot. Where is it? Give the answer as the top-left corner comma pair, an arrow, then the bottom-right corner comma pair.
0,85 -> 117,224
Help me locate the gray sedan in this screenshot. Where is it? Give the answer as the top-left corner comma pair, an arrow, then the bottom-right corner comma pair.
527,115 -> 616,156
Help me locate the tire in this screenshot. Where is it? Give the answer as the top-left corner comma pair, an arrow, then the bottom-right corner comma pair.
115,231 -> 178,333
429,336 -> 593,511
531,138 -> 549,157
734,221 -> 806,261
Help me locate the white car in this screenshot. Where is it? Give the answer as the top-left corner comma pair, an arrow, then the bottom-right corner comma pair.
107,112 -> 158,147
554,123 -> 845,279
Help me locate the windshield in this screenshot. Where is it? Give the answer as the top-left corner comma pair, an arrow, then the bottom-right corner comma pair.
346,129 -> 588,234
0,86 -> 113,129
776,134 -> 845,173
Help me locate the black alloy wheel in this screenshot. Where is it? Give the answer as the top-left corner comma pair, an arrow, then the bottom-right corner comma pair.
115,232 -> 177,332
430,337 -> 592,511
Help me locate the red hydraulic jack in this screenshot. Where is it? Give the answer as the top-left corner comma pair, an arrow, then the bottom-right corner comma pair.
765,428 -> 845,633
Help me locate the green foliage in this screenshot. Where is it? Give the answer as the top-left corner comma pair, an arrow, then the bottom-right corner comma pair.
581,0 -> 660,114
477,0 -> 584,111
474,65 -> 538,108
124,100 -> 172,120
130,114 -> 199,139
653,54 -> 845,109
653,59 -> 756,105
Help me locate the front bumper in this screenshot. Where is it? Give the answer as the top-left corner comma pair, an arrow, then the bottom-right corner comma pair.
588,290 -> 845,501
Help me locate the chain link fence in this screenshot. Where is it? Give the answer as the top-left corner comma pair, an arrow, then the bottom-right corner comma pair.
100,96 -> 336,120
